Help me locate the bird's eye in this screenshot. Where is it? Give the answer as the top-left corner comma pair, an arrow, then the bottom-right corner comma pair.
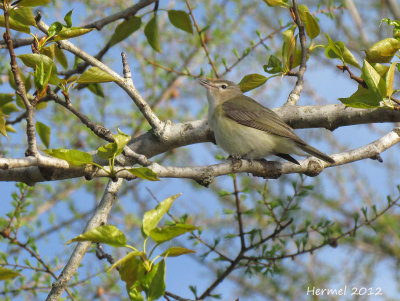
221,84 -> 227,89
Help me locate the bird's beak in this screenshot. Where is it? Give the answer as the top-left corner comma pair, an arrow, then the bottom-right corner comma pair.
199,78 -> 216,89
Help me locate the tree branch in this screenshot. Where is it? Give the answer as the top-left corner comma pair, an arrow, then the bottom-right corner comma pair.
45,178 -> 123,301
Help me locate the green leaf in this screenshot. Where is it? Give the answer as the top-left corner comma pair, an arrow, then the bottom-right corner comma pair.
77,67 -> 116,84
168,10 -> 193,34
119,256 -> 147,290
324,34 -> 360,68
238,74 -> 268,92
0,16 -> 30,33
298,5 -> 320,39
48,22 -> 64,38
144,16 -> 161,53
33,60 -> 52,92
66,224 -> 127,247
365,38 -> 400,63
54,27 -> 94,41
108,250 -> 144,271
44,148 -> 93,166
64,9 -> 73,28
263,55 -> 283,74
385,61 -> 398,99
110,16 -> 142,46
97,129 -> 131,159
282,26 -> 296,72
149,223 -> 199,243
339,85 -> 381,108
114,128 -> 131,152
362,60 -> 386,98
127,167 -> 159,181
97,142 -> 117,159
147,260 -> 166,300
0,112 -> 7,137
5,124 -> 17,133
9,7 -> 35,26
0,267 -> 20,280
128,284 -> 144,301
54,46 -> 68,69
18,0 -> 50,6
18,54 -> 59,85
160,247 -> 196,257
0,94 -> 14,107
1,103 -> 19,115
87,83 -> 104,97
142,193 -> 181,236
263,0 -> 289,7
35,121 -> 50,148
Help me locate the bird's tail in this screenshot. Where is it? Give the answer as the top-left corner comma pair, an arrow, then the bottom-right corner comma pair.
298,144 -> 335,164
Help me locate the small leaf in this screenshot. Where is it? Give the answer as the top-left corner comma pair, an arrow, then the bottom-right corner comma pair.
238,74 -> 268,92
161,247 -> 196,257
77,67 -> 116,84
97,142 -> 117,159
64,9 -> 73,28
18,54 -> 58,85
147,260 -> 166,300
362,60 -> 386,98
282,26 -> 296,72
0,112 -> 7,137
0,16 -> 30,33
119,256 -> 147,290
0,267 -> 20,280
54,46 -> 68,69
48,22 -> 64,38
9,7 -> 35,26
298,5 -> 320,39
54,27 -> 93,41
168,10 -> 193,34
263,55 -> 283,74
128,284 -> 144,301
114,128 -> 131,153
339,85 -> 381,108
44,148 -> 93,166
127,167 -> 159,181
385,61 -> 398,99
142,193 -> 181,236
87,83 -> 104,97
1,103 -> 19,115
66,224 -> 127,247
365,38 -> 400,63
108,251 -> 144,271
144,16 -> 161,52
35,121 -> 50,148
110,16 -> 142,46
18,0 -> 50,6
263,0 -> 289,7
150,224 -> 199,243
0,94 -> 14,107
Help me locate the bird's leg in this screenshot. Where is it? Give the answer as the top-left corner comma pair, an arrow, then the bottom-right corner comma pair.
227,153 -> 244,170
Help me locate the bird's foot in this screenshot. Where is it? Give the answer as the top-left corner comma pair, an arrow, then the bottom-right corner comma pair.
227,153 -> 244,170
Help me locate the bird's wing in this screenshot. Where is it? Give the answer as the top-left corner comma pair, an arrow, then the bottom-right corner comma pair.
222,95 -> 306,146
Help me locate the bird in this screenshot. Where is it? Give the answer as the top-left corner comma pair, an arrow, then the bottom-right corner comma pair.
199,78 -> 335,165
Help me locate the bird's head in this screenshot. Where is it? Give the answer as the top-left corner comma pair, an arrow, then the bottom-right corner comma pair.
199,78 -> 242,104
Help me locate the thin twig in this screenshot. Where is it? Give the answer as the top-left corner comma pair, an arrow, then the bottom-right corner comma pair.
185,0 -> 220,77
285,0 -> 308,106
233,175 -> 246,250
3,0 -> 38,156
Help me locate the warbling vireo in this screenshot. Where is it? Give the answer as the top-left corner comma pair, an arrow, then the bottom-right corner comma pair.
199,78 -> 335,165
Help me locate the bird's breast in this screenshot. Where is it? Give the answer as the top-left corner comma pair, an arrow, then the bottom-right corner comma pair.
208,105 -> 300,159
